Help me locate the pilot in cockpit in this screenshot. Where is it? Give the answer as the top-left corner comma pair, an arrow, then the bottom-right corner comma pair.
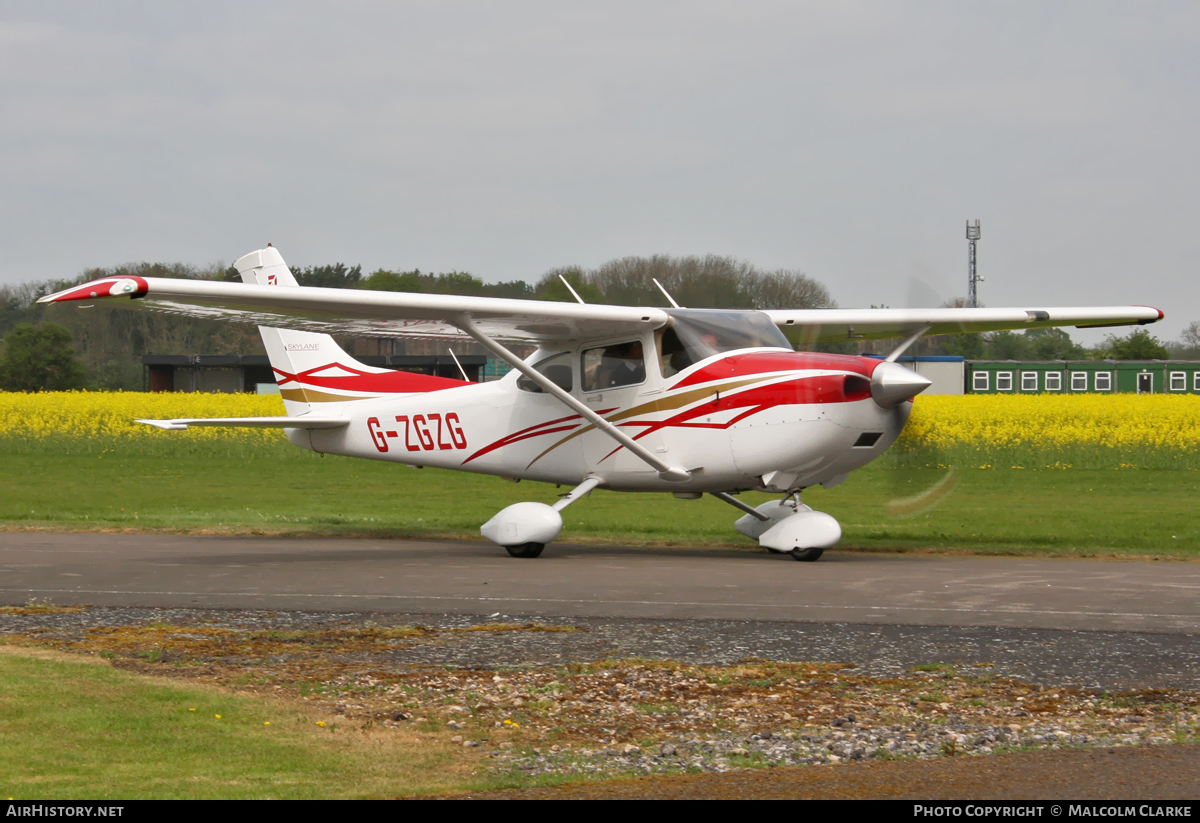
606,340 -> 645,387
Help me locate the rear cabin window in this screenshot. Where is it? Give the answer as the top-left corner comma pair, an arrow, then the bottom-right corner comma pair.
517,351 -> 573,393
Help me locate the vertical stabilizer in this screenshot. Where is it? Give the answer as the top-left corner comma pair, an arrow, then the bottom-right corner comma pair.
234,247 -> 469,416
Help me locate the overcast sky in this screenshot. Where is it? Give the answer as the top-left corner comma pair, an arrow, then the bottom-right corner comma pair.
1,1 -> 1196,341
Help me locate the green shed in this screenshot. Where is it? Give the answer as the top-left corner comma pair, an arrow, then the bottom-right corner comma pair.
965,361 -> 1200,394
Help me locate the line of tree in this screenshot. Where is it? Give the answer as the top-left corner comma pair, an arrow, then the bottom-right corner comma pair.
1167,321 -> 1200,360
532,254 -> 835,312
934,293 -> 1177,361
2,263 -> 262,391
939,326 -> 1173,361
0,254 -> 839,390
0,257 -> 1193,391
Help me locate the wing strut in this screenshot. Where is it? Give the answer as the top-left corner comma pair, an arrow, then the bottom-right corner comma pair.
710,492 -> 770,521
455,316 -> 692,482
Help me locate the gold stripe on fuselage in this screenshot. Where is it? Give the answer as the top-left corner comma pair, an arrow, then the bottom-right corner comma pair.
280,387 -> 378,403
525,375 -> 773,468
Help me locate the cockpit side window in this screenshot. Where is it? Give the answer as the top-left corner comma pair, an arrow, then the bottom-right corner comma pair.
517,351 -> 573,393
582,340 -> 646,392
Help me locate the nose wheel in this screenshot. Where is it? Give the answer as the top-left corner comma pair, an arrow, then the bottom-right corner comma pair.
726,493 -> 840,561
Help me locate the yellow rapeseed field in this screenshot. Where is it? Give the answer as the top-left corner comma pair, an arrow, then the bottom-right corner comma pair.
0,391 -> 287,451
1,391 -> 1197,465
901,394 -> 1200,452
895,394 -> 1200,469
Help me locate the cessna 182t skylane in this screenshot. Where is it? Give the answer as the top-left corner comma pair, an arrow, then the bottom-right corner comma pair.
40,247 -> 1163,561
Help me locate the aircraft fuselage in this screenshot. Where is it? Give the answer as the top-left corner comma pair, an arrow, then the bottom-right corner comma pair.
292,349 -> 913,494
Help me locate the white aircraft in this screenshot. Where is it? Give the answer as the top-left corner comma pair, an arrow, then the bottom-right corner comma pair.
40,247 -> 1162,561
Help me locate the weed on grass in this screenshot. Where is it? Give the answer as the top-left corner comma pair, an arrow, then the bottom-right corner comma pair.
0,598 -> 86,615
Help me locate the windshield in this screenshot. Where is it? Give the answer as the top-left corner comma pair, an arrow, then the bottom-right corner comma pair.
660,310 -> 791,376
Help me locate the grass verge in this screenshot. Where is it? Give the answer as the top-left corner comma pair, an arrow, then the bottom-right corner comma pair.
0,645 -> 499,799
0,451 -> 1196,557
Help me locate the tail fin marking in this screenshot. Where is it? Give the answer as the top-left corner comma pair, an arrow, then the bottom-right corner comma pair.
233,247 -> 467,412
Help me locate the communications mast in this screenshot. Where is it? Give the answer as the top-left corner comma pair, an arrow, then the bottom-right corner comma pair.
966,219 -> 982,307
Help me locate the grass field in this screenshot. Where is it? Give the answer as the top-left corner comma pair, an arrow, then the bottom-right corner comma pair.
0,450 -> 1196,557
0,646 -> 488,799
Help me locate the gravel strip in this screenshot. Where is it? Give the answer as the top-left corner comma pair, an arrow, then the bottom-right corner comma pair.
2,604 -> 1196,782
2,605 -> 1196,691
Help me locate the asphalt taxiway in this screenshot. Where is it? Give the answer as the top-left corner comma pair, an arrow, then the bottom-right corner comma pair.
1,532 -> 1196,633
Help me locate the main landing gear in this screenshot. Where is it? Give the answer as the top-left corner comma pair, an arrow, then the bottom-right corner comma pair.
480,476 -> 602,559
765,545 -> 824,561
727,493 -> 841,561
481,480 -> 839,562
788,546 -> 825,562
505,542 -> 545,558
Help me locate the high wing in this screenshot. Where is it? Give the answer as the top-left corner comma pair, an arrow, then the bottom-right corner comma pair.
39,249 -> 1161,344
766,306 -> 1163,344
37,271 -> 668,344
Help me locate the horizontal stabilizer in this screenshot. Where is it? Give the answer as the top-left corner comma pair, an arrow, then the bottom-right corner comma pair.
136,416 -> 349,431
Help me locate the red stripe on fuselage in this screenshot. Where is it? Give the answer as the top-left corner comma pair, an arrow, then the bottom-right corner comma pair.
598,372 -> 872,462
672,351 -> 877,390
462,408 -> 620,464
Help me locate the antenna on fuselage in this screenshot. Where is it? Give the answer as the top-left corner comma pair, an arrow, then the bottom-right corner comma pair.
447,347 -> 469,381
652,278 -> 683,308
558,276 -> 586,304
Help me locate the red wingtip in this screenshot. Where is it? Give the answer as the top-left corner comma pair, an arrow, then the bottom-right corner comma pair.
39,276 -> 149,303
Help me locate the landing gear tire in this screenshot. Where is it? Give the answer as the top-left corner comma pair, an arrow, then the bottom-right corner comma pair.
790,547 -> 824,562
505,542 -> 545,558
